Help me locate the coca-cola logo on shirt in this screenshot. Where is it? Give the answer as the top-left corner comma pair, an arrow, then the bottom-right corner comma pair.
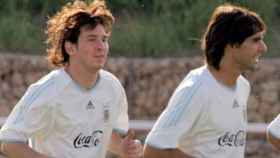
73,130 -> 103,148
218,130 -> 245,147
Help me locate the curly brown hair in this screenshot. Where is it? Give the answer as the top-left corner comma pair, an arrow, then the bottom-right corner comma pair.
46,0 -> 114,67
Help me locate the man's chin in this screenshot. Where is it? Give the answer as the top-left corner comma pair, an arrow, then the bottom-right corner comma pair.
94,65 -> 104,70
87,64 -> 104,72
246,62 -> 259,71
95,64 -> 104,69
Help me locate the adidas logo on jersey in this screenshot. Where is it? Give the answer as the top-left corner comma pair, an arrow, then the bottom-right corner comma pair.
232,99 -> 240,108
87,100 -> 95,110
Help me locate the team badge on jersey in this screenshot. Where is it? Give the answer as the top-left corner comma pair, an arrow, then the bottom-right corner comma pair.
103,106 -> 110,122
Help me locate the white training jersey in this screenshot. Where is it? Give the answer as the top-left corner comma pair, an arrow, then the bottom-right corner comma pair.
145,65 -> 250,158
0,68 -> 129,158
267,114 -> 280,139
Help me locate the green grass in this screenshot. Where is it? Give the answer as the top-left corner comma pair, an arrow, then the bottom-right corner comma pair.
0,0 -> 279,57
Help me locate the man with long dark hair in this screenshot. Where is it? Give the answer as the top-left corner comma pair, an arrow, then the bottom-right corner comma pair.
144,3 -> 267,158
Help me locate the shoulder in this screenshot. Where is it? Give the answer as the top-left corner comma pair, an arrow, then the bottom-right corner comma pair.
184,66 -> 209,83
31,68 -> 68,90
99,69 -> 124,90
166,66 -> 210,110
24,68 -> 70,107
238,75 -> 250,86
99,69 -> 120,81
178,66 -> 209,93
238,75 -> 251,91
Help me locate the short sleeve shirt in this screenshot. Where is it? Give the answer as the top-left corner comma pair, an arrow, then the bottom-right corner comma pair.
0,68 -> 129,158
145,66 -> 250,158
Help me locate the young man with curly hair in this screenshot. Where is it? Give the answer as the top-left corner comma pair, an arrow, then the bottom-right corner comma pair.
144,3 -> 267,158
0,1 -> 142,158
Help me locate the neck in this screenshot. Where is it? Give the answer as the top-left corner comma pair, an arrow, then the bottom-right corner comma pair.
65,64 -> 99,90
207,64 -> 240,87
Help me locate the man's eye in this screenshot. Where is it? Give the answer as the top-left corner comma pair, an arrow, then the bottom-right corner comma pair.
102,38 -> 109,42
253,38 -> 261,42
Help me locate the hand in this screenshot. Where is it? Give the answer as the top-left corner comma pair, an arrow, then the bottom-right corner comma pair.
121,129 -> 143,158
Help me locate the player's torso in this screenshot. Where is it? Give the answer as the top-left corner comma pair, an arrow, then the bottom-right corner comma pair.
180,72 -> 248,158
36,79 -> 119,158
206,85 -> 247,147
54,87 -> 114,148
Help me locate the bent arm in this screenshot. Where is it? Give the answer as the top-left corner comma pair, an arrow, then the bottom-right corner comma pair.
267,114 -> 280,150
143,144 -> 194,158
108,131 -> 124,156
1,142 -> 50,158
109,130 -> 143,158
267,131 -> 280,150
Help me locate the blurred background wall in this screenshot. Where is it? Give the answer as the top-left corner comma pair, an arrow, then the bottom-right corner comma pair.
0,54 -> 280,158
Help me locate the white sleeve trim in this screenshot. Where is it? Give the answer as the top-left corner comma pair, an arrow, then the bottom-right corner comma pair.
268,114 -> 280,138
145,130 -> 179,149
0,129 -> 28,143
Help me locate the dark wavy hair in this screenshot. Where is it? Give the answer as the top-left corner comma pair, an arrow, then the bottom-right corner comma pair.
201,3 -> 266,70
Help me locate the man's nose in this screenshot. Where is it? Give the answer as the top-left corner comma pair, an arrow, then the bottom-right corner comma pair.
259,41 -> 267,54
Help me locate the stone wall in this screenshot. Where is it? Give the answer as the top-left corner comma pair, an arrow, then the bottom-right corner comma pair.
0,53 -> 280,157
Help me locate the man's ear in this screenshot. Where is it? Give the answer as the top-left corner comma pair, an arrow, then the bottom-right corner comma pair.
65,41 -> 75,56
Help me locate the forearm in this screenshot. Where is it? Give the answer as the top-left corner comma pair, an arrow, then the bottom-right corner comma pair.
1,142 -> 50,158
143,144 -> 194,158
108,132 -> 124,156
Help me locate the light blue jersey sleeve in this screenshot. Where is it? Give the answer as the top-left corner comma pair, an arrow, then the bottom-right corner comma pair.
145,79 -> 206,149
113,84 -> 129,135
0,81 -> 55,143
267,114 -> 280,139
